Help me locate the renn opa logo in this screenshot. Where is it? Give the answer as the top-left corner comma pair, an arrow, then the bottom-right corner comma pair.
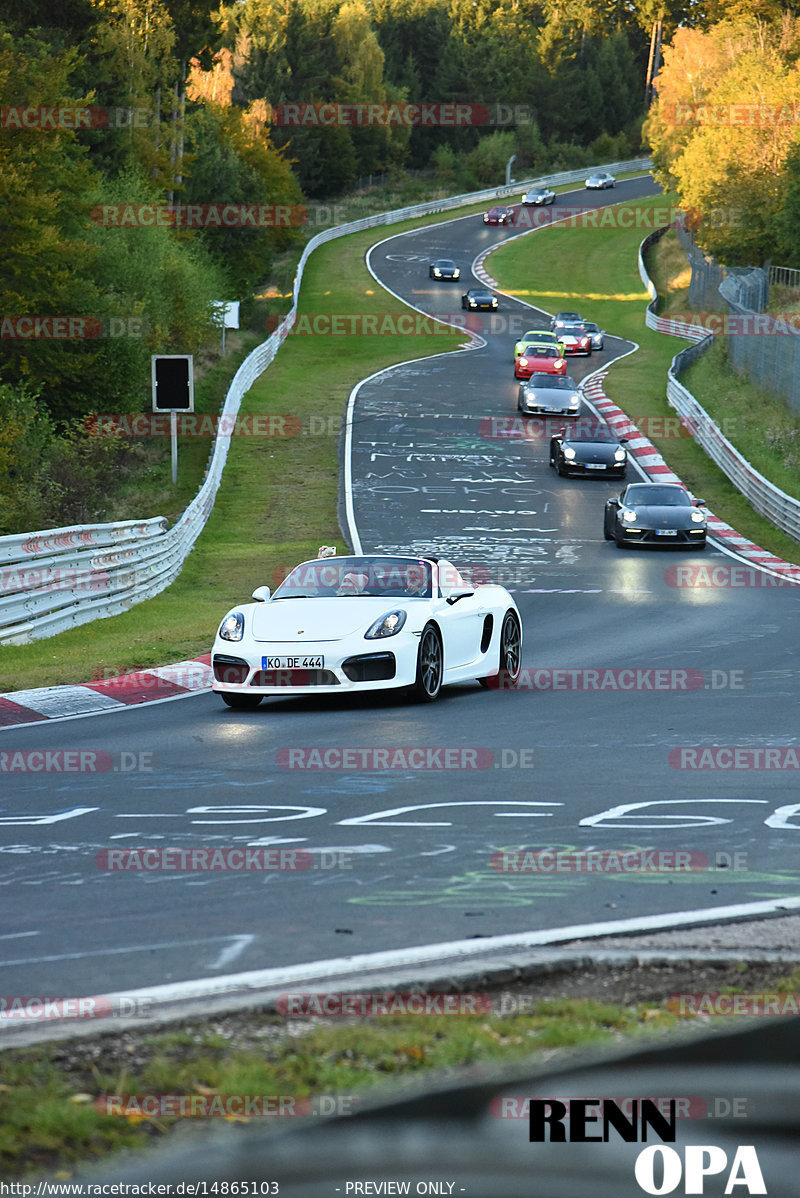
528,1099 -> 765,1194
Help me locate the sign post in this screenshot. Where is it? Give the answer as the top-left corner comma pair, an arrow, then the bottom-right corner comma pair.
151,355 -> 194,485
210,301 -> 240,354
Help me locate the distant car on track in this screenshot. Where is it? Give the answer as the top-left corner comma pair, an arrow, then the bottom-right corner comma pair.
550,311 -> 582,331
462,288 -> 498,310
514,345 -> 567,380
585,172 -> 615,190
483,205 -> 515,225
514,329 -> 565,358
212,553 -> 523,705
559,324 -> 593,355
429,258 -> 460,280
518,374 -> 581,417
604,483 -> 707,548
521,187 -> 555,206
580,320 -> 605,351
550,420 -> 627,477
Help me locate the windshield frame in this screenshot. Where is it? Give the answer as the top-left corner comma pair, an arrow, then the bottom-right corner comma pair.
624,485 -> 692,508
272,556 -> 435,600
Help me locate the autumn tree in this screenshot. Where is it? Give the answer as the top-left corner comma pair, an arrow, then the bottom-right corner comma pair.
646,16 -> 800,262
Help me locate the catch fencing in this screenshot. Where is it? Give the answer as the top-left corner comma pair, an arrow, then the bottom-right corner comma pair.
0,158 -> 651,645
673,229 -> 800,414
639,228 -> 800,543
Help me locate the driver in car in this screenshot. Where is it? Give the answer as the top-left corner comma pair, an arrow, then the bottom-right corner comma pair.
404,564 -> 428,597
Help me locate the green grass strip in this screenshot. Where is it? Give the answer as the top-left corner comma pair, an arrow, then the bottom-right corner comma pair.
0,997 -> 678,1178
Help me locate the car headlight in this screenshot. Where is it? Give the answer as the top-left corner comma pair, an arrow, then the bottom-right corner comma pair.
691,510 -> 706,523
491,299 -> 498,307
433,269 -> 441,277
569,395 -> 580,406
562,447 -> 576,460
518,357 -> 528,367
614,448 -> 626,461
219,611 -> 245,641
365,610 -> 407,639
453,269 -> 460,278
622,509 -> 638,523
555,358 -> 565,369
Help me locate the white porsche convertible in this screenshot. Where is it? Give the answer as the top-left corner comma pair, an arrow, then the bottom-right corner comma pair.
211,553 -> 522,707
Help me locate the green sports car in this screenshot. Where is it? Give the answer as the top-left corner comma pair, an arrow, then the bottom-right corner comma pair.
514,329 -> 565,359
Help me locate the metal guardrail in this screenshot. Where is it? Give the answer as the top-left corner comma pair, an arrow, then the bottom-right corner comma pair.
769,263 -> 800,291
0,158 -> 652,645
639,228 -> 800,544
638,226 -> 710,344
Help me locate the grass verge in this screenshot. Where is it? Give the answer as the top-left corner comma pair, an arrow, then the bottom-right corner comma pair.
681,343 -> 800,505
643,228 -> 693,317
4,996 -> 678,1177
486,197 -> 800,565
3,959 -> 797,1180
644,230 -> 800,509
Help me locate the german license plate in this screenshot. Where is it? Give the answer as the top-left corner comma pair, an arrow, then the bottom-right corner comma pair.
263,655 -> 324,669
585,463 -> 605,469
656,529 -> 678,537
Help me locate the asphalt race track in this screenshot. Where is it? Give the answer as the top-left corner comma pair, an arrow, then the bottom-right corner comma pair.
3,176 -> 800,999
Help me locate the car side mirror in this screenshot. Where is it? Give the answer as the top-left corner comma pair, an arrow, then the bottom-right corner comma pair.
252,586 -> 271,602
619,438 -> 628,444
446,589 -> 475,605
694,498 -> 706,507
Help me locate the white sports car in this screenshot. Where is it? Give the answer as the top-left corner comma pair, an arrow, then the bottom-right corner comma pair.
585,172 -> 616,190
211,553 -> 523,707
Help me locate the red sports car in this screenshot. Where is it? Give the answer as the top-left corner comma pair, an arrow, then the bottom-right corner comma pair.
483,206 -> 515,226
514,345 -> 567,380
559,324 -> 593,356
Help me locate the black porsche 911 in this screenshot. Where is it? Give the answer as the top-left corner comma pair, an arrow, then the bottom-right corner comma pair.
604,483 -> 707,548
550,421 -> 628,478
429,259 -> 460,280
462,288 -> 498,311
